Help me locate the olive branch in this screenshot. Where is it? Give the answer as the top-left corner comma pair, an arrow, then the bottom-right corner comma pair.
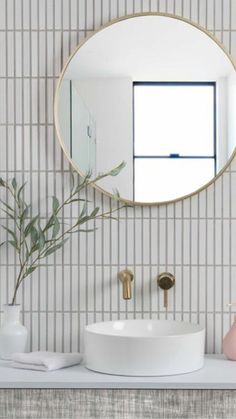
0,162 -> 125,305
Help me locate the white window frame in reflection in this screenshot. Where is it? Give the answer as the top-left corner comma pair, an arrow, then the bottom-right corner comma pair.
133,82 -> 216,202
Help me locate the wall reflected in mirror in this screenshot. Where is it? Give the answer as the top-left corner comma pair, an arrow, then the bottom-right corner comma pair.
57,15 -> 236,203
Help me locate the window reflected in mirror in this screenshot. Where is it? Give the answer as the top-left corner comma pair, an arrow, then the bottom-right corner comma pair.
133,82 -> 216,202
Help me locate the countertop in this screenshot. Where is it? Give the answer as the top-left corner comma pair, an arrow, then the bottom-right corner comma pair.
0,355 -> 236,389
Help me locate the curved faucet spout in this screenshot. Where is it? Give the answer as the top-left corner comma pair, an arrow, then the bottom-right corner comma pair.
118,270 -> 134,300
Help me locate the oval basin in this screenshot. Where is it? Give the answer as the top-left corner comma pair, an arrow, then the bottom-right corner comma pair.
84,319 -> 205,376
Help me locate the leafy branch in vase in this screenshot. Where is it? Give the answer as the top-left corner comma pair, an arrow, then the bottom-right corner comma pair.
0,162 -> 125,305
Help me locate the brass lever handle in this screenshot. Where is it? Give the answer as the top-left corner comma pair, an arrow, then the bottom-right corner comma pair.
118,270 -> 134,300
157,272 -> 175,309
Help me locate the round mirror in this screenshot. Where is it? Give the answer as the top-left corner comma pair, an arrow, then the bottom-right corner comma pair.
55,13 -> 236,204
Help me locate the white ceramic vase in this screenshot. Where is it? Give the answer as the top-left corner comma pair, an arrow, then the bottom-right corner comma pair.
0,304 -> 28,360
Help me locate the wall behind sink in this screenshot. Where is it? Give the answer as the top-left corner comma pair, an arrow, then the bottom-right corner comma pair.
0,0 -> 236,354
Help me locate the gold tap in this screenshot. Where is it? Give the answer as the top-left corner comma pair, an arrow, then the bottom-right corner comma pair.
157,272 -> 175,308
118,269 -> 134,300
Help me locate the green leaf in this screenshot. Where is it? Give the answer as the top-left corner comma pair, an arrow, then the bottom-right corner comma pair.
17,182 -> 27,201
19,206 -> 29,223
8,240 -> 19,250
74,174 -> 91,193
29,243 -> 40,254
68,228 -> 96,234
1,225 -> 18,243
38,224 -> 45,251
52,196 -> 59,213
75,215 -> 92,227
24,216 -> 39,237
52,216 -> 60,238
112,188 -> 120,201
70,170 -> 75,192
85,169 -> 92,179
90,206 -> 99,217
1,208 -> 15,220
0,178 -> 5,187
11,178 -> 17,190
43,215 -> 54,232
79,202 -> 87,218
101,215 -> 118,221
75,228 -> 97,233
0,200 -> 14,212
23,266 -> 37,278
108,161 -> 126,176
0,241 -> 5,247
43,238 -> 68,258
66,198 -> 88,204
30,226 -> 39,244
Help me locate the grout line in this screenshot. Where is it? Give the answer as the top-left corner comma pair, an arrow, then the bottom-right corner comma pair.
229,0 -> 232,330
229,0 -> 232,54
68,0 -> 72,354
173,201 -> 176,319
93,188 -> 97,324
52,0 -> 57,353
37,0 -> 41,352
141,206 -> 144,317
5,0 -> 9,308
157,204 -> 160,315
189,196 -> 192,322
117,198 -> 120,319
149,206 -> 152,317
76,10 -> 81,352
1,262 -> 236,267
213,0 -> 216,353
44,0 -> 49,352
28,0 -> 33,351
205,188 -> 208,352
213,182 -> 216,353
1,28 -> 236,33
60,0 -> 64,353
181,200 -> 184,321
221,0 -> 224,44
125,203 -> 128,319
1,214 -> 236,220
13,0 -> 17,309
213,0 -> 216,37
101,193 -> 104,321
133,204 -> 137,319
84,0 -> 89,336
109,196 -> 112,321
165,204 -> 168,320
221,174 -> 224,352
0,309 -> 232,314
197,193 -> 200,324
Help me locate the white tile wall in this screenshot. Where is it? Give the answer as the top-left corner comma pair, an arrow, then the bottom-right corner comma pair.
0,0 -> 236,354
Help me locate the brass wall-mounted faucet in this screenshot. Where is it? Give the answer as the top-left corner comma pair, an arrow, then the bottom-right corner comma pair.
157,272 -> 175,308
118,270 -> 134,300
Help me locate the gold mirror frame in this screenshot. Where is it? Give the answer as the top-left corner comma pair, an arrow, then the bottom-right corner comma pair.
54,12 -> 236,206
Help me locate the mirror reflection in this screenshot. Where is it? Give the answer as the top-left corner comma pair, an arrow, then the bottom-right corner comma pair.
56,15 -> 236,203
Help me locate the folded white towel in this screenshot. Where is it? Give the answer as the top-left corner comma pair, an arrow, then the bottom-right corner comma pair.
11,351 -> 83,372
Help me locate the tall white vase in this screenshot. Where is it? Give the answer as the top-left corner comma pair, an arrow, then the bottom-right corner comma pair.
0,304 -> 28,360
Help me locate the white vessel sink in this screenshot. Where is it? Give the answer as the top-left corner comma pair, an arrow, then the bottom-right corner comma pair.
84,319 -> 205,376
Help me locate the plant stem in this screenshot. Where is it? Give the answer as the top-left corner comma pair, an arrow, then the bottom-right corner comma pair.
11,263 -> 25,305
0,170 -> 125,304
